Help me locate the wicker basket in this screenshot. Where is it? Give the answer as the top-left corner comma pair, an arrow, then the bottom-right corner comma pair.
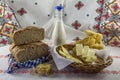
56,44 -> 113,73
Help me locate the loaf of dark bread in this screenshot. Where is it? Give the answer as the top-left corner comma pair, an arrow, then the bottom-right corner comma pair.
11,26 -> 44,45
10,42 -> 49,63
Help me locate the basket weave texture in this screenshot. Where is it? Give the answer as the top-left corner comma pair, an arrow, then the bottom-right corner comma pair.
56,44 -> 113,73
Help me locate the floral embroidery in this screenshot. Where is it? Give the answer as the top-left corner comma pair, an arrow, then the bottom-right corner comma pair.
0,2 -> 20,47
72,20 -> 81,29
104,30 -> 110,37
7,13 -> 12,20
95,16 -> 101,22
0,5 -> 5,18
103,13 -> 110,20
75,1 -> 84,10
108,0 -> 120,15
0,23 -> 15,37
105,21 -> 119,30
108,36 -> 120,47
97,0 -> 104,5
17,8 -> 27,16
94,0 -> 120,47
96,7 -> 103,14
73,37 -> 81,41
0,39 -> 7,45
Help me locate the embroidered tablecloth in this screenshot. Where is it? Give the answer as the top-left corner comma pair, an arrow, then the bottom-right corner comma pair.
0,0 -> 120,47
0,42 -> 120,80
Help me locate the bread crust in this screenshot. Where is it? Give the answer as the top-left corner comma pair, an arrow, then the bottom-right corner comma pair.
9,42 -> 49,63
12,26 -> 44,45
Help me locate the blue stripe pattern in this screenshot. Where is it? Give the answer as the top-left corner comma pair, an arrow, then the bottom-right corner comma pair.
7,54 -> 50,73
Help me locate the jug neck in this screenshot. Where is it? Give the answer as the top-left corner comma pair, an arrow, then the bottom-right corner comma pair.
54,4 -> 64,21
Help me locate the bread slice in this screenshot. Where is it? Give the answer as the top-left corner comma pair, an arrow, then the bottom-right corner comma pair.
9,42 -> 49,63
11,26 -> 44,45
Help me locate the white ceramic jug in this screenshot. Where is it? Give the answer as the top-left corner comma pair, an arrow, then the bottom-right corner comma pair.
52,4 -> 66,46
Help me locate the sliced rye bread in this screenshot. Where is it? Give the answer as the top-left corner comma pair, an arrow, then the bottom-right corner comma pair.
11,26 -> 44,45
9,42 -> 49,63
